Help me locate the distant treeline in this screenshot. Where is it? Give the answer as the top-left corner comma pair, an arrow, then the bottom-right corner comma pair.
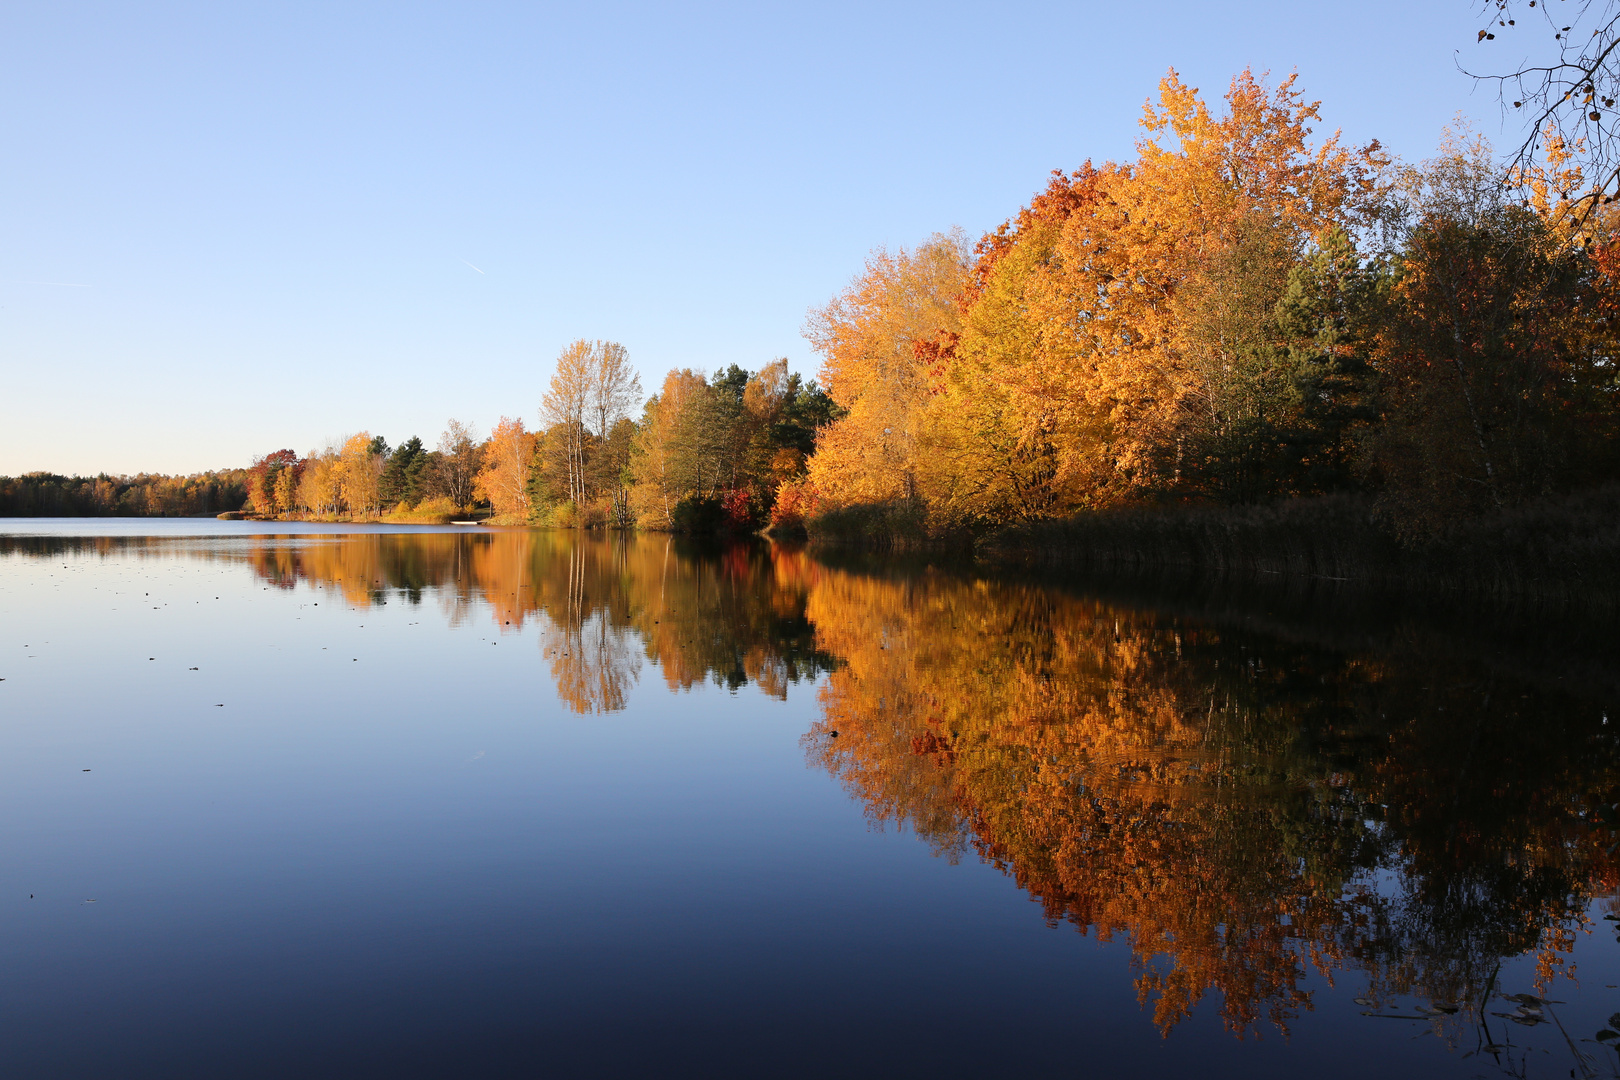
0,471 -> 249,517
232,342 -> 839,529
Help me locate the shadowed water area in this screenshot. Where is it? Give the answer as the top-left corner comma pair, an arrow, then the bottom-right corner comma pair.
2,520 -> 1619,1078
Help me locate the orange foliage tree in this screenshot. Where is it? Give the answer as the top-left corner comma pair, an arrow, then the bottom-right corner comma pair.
474,416 -> 536,520
803,231 -> 972,514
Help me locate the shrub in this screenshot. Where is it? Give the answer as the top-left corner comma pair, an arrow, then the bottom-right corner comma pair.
383,496 -> 459,524
722,487 -> 766,532
671,493 -> 726,534
768,480 -> 819,536
535,500 -> 579,528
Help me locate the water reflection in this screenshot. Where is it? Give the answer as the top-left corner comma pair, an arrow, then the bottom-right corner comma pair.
5,528 -> 1618,1063
799,566 -> 1620,1045
0,531 -> 839,712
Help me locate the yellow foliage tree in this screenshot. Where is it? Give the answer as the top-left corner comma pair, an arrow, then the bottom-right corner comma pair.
297,449 -> 341,517
630,369 -> 711,528
272,464 -> 298,517
338,433 -> 382,519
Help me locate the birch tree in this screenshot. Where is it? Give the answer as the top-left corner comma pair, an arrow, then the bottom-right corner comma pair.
588,340 -> 642,443
542,340 -> 593,506
339,433 -> 383,518
434,419 -> 481,510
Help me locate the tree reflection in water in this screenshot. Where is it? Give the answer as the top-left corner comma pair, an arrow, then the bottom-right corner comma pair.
799,561 -> 1620,1052
5,529 -> 1617,1057
227,530 -> 838,710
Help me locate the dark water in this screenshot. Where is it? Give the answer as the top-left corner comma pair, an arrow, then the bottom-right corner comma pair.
2,520 -> 1618,1079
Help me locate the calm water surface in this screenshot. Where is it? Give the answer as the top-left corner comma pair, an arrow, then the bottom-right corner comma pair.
2,520 -> 1618,1078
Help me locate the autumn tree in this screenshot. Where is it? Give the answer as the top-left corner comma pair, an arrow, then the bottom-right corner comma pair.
1056,71 -> 1381,497
474,417 -> 536,520
536,338 -> 643,521
630,368 -> 711,528
737,359 -> 791,482
529,422 -> 574,511
677,366 -> 747,497
587,417 -> 638,526
541,340 -> 593,508
297,447 -> 341,517
272,459 -> 302,516
625,361 -> 836,532
247,450 -> 298,517
917,169 -> 1113,526
896,70 -> 1386,529
339,433 -> 383,519
803,231 -> 973,512
587,340 -> 642,451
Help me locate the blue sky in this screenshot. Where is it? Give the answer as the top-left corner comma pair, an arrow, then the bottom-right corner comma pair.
2,1 -> 1512,475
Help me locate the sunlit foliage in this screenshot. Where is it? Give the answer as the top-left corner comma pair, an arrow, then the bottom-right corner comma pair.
800,70 -> 1620,540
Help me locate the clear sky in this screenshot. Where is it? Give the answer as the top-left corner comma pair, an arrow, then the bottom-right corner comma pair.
1,1 -> 1514,476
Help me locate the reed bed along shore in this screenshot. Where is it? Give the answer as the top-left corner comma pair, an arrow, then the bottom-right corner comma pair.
977,486 -> 1620,609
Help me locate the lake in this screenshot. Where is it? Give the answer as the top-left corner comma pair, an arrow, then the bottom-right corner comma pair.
1,520 -> 1617,1078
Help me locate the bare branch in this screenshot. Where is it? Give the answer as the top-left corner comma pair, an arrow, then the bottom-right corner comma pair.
1462,0 -> 1620,226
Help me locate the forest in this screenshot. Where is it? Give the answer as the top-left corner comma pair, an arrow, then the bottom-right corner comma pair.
800,72 -> 1620,546
5,70 -> 1618,553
